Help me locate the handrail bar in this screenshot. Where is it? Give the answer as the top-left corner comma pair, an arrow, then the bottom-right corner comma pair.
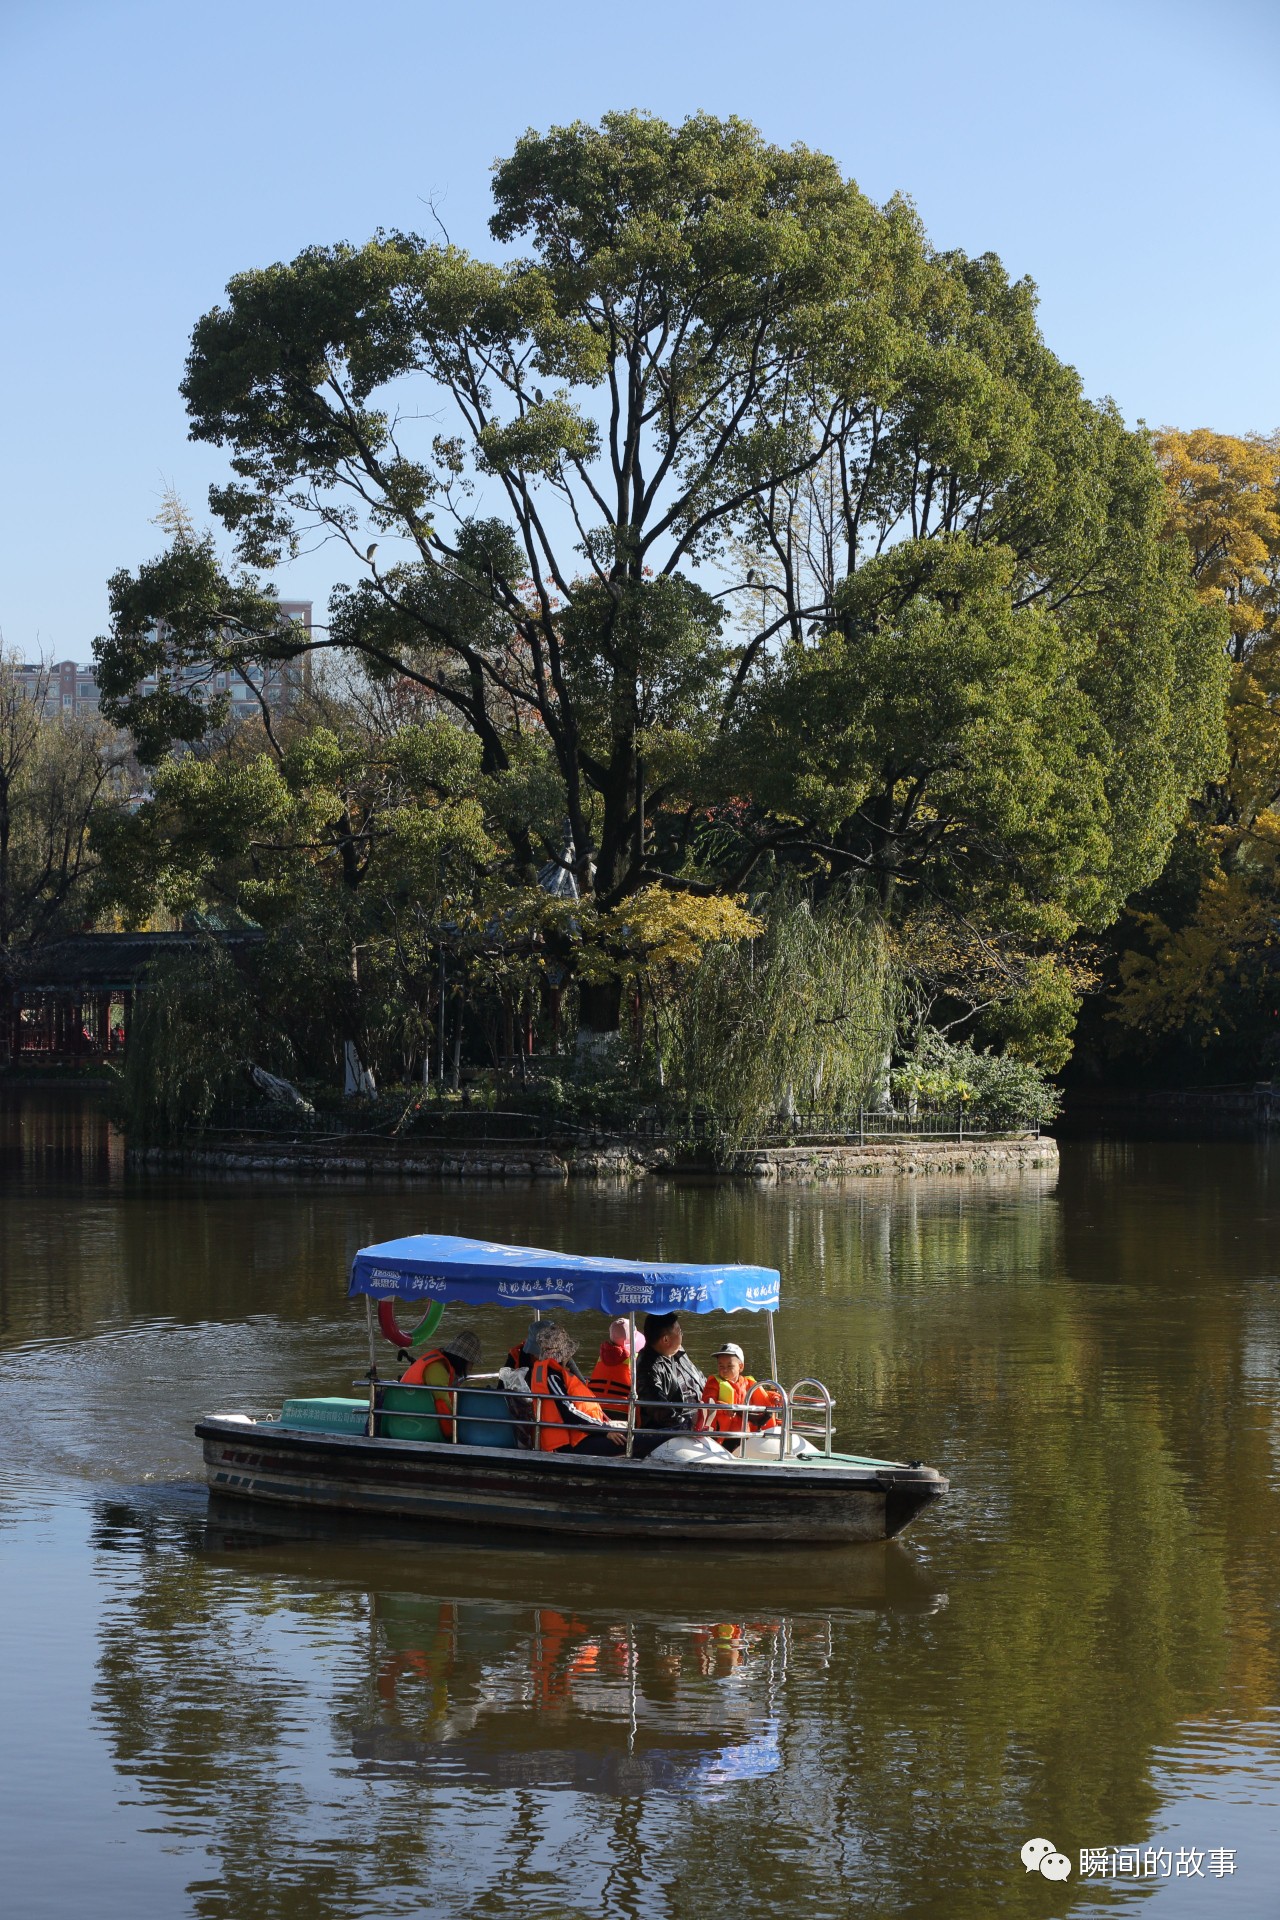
738,1377 -> 787,1461
350,1376 -> 837,1454
788,1379 -> 834,1456
354,1379 -> 837,1415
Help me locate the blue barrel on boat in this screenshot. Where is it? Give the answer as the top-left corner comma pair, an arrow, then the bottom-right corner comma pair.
455,1386 -> 516,1449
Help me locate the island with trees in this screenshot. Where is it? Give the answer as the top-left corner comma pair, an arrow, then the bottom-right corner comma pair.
3,113 -> 1275,1168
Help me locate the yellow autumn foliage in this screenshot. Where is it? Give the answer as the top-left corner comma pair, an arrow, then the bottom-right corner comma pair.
1150,429 -> 1280,828
1111,435 -> 1280,1054
1154,428 -> 1280,663
603,887 -> 763,971
1111,813 -> 1280,1045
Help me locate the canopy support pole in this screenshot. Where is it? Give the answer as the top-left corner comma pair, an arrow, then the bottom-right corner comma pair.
767,1309 -> 779,1387
364,1295 -> 379,1438
625,1311 -> 637,1458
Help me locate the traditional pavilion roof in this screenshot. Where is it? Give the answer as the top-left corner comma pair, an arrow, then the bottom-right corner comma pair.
10,929 -> 263,992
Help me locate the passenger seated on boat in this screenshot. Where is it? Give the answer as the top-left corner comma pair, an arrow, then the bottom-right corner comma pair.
398,1330 -> 481,1441
588,1318 -> 645,1417
505,1321 -> 539,1373
634,1314 -> 705,1445
701,1341 -> 781,1451
506,1321 -> 592,1382
527,1324 -> 626,1455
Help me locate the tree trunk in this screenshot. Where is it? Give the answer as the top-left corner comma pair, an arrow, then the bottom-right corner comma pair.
450,980 -> 464,1089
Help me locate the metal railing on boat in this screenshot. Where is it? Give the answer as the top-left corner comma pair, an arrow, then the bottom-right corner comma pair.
348,1374 -> 836,1458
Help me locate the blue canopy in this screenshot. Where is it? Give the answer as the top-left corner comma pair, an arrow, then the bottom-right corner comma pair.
348,1232 -> 780,1316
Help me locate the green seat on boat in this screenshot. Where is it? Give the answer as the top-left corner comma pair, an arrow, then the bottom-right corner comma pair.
378,1383 -> 443,1443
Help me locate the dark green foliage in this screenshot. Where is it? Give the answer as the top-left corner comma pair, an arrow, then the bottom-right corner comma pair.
117,946 -> 254,1143
723,392 -> 1225,942
97,535 -> 303,763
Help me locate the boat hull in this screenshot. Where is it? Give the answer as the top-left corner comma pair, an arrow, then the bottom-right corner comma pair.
197,1418 -> 946,1543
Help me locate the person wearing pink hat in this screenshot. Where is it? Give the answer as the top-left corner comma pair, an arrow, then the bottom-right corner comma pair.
588,1317 -> 645,1417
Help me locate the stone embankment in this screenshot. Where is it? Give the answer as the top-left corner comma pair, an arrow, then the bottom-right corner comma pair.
130,1133 -> 1056,1183
729,1137 -> 1057,1182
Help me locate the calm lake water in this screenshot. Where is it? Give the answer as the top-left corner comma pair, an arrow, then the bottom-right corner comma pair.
1,1093 -> 1278,1919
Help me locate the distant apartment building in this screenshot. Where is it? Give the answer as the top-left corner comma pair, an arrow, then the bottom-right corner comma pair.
12,657 -> 106,717
13,601 -> 313,725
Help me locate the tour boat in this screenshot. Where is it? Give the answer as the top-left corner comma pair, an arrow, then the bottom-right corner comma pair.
197,1233 -> 947,1544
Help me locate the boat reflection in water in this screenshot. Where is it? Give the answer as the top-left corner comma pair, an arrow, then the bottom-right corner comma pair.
359,1596 -> 789,1797
199,1496 -> 945,1802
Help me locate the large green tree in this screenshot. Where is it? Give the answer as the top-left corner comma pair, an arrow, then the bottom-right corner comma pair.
96,110 -> 1226,1048
722,274 -> 1226,934
709,260 -> 1226,1062
95,113 -> 924,1027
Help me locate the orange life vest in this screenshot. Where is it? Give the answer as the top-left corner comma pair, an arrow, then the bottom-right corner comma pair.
399,1347 -> 460,1438
588,1341 -> 633,1417
700,1373 -> 781,1436
528,1357 -> 607,1451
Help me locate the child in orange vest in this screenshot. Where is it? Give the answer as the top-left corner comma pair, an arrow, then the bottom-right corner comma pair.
700,1341 -> 781,1447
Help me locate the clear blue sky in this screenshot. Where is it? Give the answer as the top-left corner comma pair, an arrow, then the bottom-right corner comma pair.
2,0 -> 1277,661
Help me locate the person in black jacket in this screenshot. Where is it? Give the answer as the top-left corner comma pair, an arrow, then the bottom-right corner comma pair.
635,1313 -> 706,1442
